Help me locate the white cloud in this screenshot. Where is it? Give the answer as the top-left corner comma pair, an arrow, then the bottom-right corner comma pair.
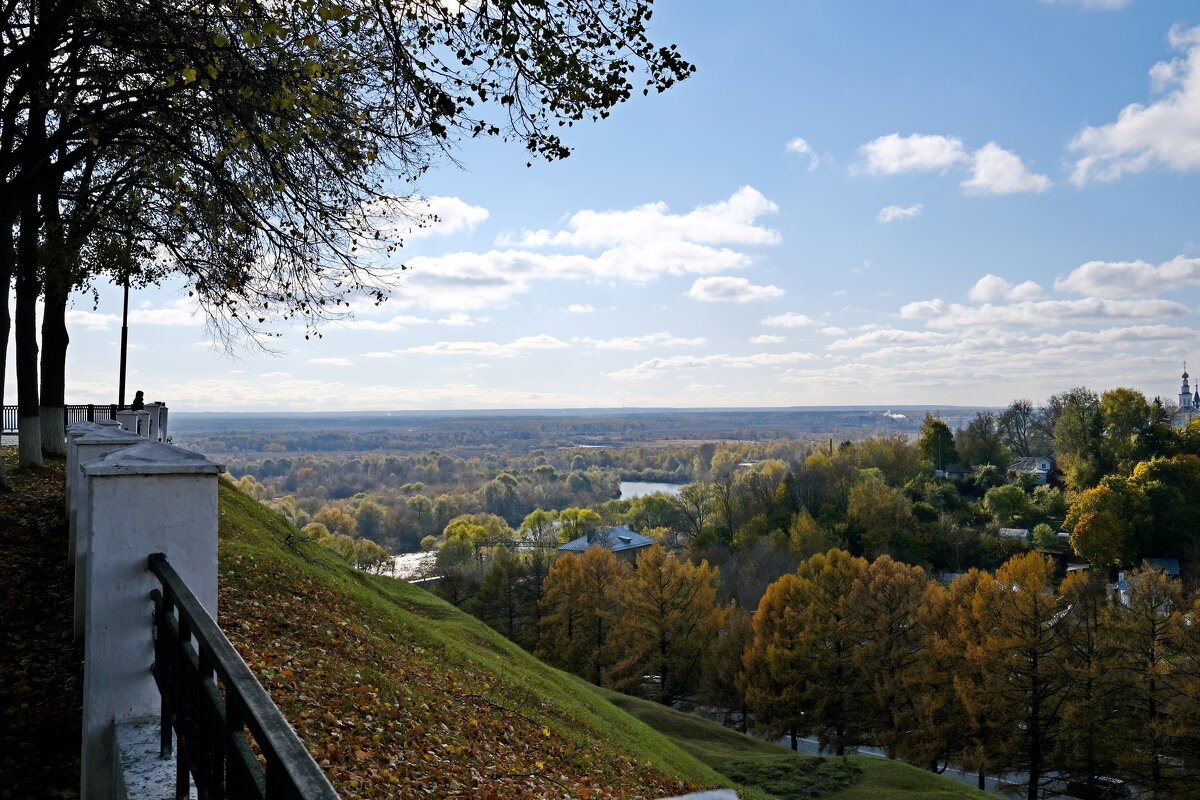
1055,255 -> 1200,297
688,276 -> 785,303
258,371 -> 291,378
786,137 -> 820,169
968,274 -> 1043,302
1070,25 -> 1200,184
878,204 -> 923,223
499,186 -> 779,249
67,298 -> 201,331
401,334 -> 568,357
438,312 -> 477,326
309,357 -> 353,366
575,332 -> 705,351
820,326 -> 847,336
750,334 -> 786,344
962,143 -> 1051,195
762,312 -> 816,328
566,303 -> 595,313
1039,0 -> 1132,9
899,296 -> 1187,329
337,314 -> 431,331
609,351 -> 819,379
393,188 -> 783,311
856,133 -> 968,174
827,329 -> 954,350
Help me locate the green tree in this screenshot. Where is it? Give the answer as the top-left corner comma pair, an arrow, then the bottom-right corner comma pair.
847,478 -> 914,557
1054,387 -> 1104,491
918,413 -> 960,472
558,507 -> 602,543
982,483 -> 1031,527
1099,388 -> 1153,474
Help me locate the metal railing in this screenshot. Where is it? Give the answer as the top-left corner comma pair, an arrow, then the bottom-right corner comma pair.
1,403 -> 125,434
149,553 -> 340,800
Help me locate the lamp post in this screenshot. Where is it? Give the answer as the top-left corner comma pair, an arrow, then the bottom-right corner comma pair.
118,276 -> 129,408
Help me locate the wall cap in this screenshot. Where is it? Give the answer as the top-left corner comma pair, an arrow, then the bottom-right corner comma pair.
83,440 -> 225,476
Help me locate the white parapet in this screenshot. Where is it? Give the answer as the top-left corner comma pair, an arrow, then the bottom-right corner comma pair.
115,409 -> 152,437
69,426 -> 146,639
143,403 -> 169,442
79,440 -> 224,800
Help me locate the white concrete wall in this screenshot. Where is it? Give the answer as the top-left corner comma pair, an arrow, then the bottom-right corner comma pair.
77,440 -> 224,800
68,426 -> 144,640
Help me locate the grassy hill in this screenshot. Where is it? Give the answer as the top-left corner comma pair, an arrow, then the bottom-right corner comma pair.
216,477 -> 994,799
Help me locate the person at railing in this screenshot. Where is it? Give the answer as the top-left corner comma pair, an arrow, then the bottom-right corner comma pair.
130,390 -> 145,412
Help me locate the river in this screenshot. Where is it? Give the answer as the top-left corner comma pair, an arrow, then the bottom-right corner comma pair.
619,481 -> 685,500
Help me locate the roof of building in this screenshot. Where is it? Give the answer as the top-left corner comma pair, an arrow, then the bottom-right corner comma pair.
1008,456 -> 1053,472
1144,558 -> 1181,576
557,524 -> 656,554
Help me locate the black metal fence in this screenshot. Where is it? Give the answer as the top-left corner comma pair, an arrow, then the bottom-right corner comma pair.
149,553 -> 340,800
0,404 -> 125,434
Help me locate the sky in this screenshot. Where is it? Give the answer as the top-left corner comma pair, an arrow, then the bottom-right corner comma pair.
8,0 -> 1200,413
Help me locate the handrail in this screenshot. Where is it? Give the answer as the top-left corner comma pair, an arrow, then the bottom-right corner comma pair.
148,553 -> 340,800
2,403 -> 125,434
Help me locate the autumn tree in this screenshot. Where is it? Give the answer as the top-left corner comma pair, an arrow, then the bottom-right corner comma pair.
700,603 -> 753,732
971,553 -> 1067,800
1065,479 -> 1147,568
742,572 -> 808,749
537,547 -> 628,686
1104,566 -> 1186,796
605,546 -> 722,704
847,555 -> 928,758
1054,571 -> 1123,793
745,550 -> 870,754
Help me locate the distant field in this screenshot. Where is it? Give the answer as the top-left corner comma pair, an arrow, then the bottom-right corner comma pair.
171,405 -> 993,458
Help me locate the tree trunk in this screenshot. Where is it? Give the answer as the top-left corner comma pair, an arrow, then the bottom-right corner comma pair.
16,193 -> 42,468
39,200 -> 69,458
0,219 -> 12,489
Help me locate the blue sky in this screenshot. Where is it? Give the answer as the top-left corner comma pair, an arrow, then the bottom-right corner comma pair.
9,0 -> 1200,412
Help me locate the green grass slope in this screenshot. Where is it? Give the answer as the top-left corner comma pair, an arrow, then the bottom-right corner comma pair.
595,689 -> 995,800
216,480 -> 727,799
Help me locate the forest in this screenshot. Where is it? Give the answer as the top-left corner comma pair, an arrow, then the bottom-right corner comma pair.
194,387 -> 1200,798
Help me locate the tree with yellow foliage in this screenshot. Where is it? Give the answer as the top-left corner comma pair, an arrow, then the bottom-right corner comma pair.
537,547 -> 628,686
605,546 -> 722,704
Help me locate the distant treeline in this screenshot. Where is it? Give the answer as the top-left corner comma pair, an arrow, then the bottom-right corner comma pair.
171,406 -> 989,457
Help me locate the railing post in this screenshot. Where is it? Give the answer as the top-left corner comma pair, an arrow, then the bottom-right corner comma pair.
79,440 -> 224,800
67,425 -> 145,639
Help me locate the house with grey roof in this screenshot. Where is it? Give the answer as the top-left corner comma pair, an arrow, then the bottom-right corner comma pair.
557,524 -> 655,563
